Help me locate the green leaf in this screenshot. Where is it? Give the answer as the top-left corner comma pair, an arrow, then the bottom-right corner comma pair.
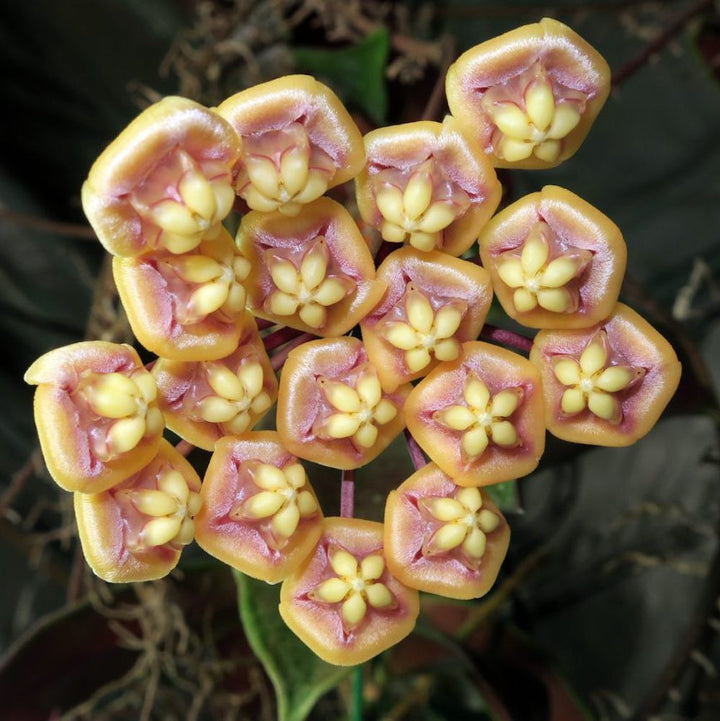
235,570 -> 352,721
292,29 -> 390,125
484,480 -> 519,513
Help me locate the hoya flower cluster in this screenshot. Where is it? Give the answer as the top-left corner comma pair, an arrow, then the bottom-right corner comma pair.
25,18 -> 681,666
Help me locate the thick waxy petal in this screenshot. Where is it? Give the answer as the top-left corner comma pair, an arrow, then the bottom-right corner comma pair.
446,18 -> 611,169
479,186 -> 626,329
531,304 -> 682,446
26,342 -> 164,494
356,116 -> 501,258
114,229 -> 249,362
152,323 -> 277,451
278,338 -> 410,469
385,465 -> 511,599
74,440 -> 201,582
218,75 -> 365,201
280,518 -> 419,665
83,97 -> 240,258
194,433 -> 323,583
361,248 -> 492,391
406,342 -> 545,486
237,198 -> 385,337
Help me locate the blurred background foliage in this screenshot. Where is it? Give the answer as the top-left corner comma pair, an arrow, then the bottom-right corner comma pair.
1,1 -> 720,719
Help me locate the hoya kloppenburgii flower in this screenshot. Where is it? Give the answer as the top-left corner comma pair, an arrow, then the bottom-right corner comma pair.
277,337 -> 410,470
236,198 -> 385,336
113,228 -> 251,361
25,341 -> 164,494
384,463 -> 510,600
152,320 -> 277,451
355,116 -> 501,255
194,432 -> 323,583
74,439 -> 201,582
405,342 -> 545,486
279,518 -> 419,666
479,186 -> 626,329
361,247 -> 493,391
446,18 -> 610,169
217,75 -> 364,216
530,303 -> 681,446
82,97 -> 240,257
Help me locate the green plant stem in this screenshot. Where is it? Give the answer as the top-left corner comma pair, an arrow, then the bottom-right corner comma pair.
351,665 -> 363,721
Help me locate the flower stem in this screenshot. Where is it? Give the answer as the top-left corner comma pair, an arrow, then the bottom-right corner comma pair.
480,324 -> 534,354
174,439 -> 195,457
264,325 -> 310,352
269,332 -> 316,371
351,665 -> 364,721
404,429 -> 427,471
340,469 -> 355,518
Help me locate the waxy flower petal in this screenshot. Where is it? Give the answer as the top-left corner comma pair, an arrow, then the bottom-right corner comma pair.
406,342 -> 545,486
479,186 -> 626,329
280,518 -> 419,666
530,304 -> 681,446
361,247 -> 493,391
152,320 -> 277,451
237,198 -> 386,337
446,18 -> 610,169
74,440 -> 201,582
193,432 -> 323,583
217,75 -> 364,216
82,97 -> 240,257
114,228 -> 251,361
356,116 -> 501,256
25,342 -> 164,494
277,337 -> 410,469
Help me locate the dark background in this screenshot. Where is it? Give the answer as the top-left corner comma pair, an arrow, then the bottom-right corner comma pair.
1,1 -> 720,719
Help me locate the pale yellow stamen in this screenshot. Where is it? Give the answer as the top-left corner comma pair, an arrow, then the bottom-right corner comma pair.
380,289 -> 465,373
266,241 -> 353,328
435,374 -> 522,460
196,360 -> 269,431
423,487 -> 500,561
374,161 -> 462,251
497,222 -> 590,314
143,516 -> 182,547
238,124 -> 333,214
316,370 -> 396,448
484,65 -> 585,163
551,331 -> 645,423
129,489 -> 179,517
313,548 -> 394,628
237,461 -> 317,539
108,416 -> 147,455
134,468 -> 199,550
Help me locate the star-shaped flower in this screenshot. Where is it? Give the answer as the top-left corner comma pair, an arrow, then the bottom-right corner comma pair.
420,486 -> 500,564
266,238 -> 355,330
233,461 -> 319,542
78,368 -> 165,462
195,360 -> 273,435
130,148 -> 236,254
311,548 -> 395,629
314,368 -> 398,449
483,64 -> 585,164
551,329 -> 645,423
373,160 -> 470,252
434,373 -> 523,459
237,123 -> 337,217
380,286 -> 466,372
124,467 -> 202,550
160,249 -> 250,325
496,221 -> 591,314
